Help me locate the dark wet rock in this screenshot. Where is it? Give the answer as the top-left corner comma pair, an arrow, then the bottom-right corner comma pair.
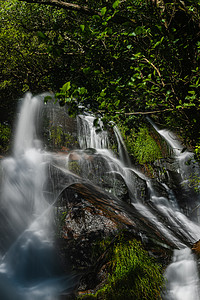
192,240 -> 200,256
54,183 -> 175,292
152,158 -> 200,222
128,171 -> 148,204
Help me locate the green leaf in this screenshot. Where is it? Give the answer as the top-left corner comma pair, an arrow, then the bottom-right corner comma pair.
107,28 -> 113,35
113,0 -> 120,9
65,97 -> 72,103
100,101 -> 106,108
115,100 -> 120,106
61,81 -> 71,93
100,90 -> 106,97
78,87 -> 87,95
101,7 -> 107,16
92,15 -> 101,21
80,24 -> 85,32
83,67 -> 91,74
129,32 -> 136,37
37,31 -> 47,40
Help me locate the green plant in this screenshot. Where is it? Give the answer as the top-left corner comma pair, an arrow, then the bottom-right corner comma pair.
79,236 -> 164,300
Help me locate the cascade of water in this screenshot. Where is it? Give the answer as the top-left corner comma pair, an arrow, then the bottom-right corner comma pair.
77,115 -> 109,149
147,117 -> 198,182
0,93 -> 72,300
147,181 -> 200,244
76,116 -> 194,247
13,93 -> 43,156
112,125 -> 131,166
164,248 -> 200,300
76,115 -> 200,299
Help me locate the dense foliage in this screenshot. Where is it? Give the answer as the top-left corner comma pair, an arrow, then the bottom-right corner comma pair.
0,0 -> 200,153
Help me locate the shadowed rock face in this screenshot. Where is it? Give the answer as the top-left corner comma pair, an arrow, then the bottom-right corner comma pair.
56,182 -> 179,244
54,182 -> 175,293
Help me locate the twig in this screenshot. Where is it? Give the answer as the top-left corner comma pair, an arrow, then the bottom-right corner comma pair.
142,57 -> 165,87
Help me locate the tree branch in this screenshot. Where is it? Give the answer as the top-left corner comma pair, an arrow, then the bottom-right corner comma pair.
17,0 -> 100,16
122,108 -> 173,115
142,57 -> 165,87
98,108 -> 173,115
17,0 -> 134,24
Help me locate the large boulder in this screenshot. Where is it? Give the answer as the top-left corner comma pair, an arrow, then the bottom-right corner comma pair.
54,182 -> 174,295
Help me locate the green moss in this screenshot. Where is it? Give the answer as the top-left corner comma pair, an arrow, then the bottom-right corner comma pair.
132,127 -> 162,164
78,236 -> 164,300
119,125 -> 162,165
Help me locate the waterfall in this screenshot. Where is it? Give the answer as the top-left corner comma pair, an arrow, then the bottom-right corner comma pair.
147,117 -> 199,181
77,115 -> 109,149
1,95 -> 200,299
76,114 -> 200,299
0,93 -> 74,300
112,125 -> 131,166
146,117 -> 200,299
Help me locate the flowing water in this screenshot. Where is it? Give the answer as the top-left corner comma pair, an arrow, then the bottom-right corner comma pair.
76,115 -> 200,299
147,117 -> 200,299
0,93 -> 75,300
0,93 -> 200,299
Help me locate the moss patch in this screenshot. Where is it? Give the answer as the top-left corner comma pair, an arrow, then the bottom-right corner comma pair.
132,127 -> 162,164
118,124 -> 163,166
78,235 -> 164,300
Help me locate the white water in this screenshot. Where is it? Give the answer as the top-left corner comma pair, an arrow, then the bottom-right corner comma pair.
0,93 -> 73,300
113,125 -> 131,166
164,248 -> 200,300
147,117 -> 198,181
146,117 -> 200,299
77,115 -> 109,149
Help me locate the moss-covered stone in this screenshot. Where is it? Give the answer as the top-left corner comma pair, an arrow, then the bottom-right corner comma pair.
77,235 -> 164,300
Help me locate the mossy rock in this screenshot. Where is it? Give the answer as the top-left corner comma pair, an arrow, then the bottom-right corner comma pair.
77,235 -> 164,300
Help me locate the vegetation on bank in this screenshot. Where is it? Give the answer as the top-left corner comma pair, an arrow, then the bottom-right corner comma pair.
1,0 -> 200,157
78,235 -> 164,300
